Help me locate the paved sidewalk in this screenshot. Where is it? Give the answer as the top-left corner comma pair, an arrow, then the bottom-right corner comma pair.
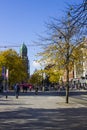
0,92 -> 87,130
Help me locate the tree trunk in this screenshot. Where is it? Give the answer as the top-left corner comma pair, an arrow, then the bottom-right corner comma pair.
66,41 -> 70,103
66,66 -> 69,103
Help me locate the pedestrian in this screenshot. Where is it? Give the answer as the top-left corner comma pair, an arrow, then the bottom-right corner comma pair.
35,86 -> 38,95
14,83 -> 20,98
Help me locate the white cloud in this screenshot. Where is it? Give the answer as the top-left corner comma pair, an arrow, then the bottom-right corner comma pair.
32,61 -> 40,69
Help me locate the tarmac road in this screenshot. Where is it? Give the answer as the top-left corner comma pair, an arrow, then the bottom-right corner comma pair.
0,91 -> 87,130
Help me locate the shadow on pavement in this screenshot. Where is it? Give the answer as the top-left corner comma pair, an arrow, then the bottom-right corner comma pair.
0,91 -> 59,97
0,107 -> 87,130
0,91 -> 87,97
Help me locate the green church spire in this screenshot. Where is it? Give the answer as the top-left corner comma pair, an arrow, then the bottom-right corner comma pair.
20,43 -> 27,57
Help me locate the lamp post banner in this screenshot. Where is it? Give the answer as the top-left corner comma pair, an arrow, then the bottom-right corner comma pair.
6,69 -> 9,79
2,66 -> 6,78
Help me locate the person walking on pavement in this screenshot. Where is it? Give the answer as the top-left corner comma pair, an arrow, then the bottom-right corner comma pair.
14,83 -> 20,98
35,86 -> 38,95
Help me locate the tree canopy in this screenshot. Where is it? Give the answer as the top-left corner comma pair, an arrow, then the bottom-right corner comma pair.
0,49 -> 28,87
36,0 -> 86,103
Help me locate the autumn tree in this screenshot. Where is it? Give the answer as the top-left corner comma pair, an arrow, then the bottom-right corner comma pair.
45,65 -> 63,84
69,0 -> 87,35
0,49 -> 27,87
69,0 -> 87,79
29,70 -> 42,87
37,5 -> 86,103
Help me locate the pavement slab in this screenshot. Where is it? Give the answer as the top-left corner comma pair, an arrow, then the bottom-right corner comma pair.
0,91 -> 87,130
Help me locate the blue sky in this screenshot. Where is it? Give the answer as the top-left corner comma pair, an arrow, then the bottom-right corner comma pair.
0,0 -> 83,74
